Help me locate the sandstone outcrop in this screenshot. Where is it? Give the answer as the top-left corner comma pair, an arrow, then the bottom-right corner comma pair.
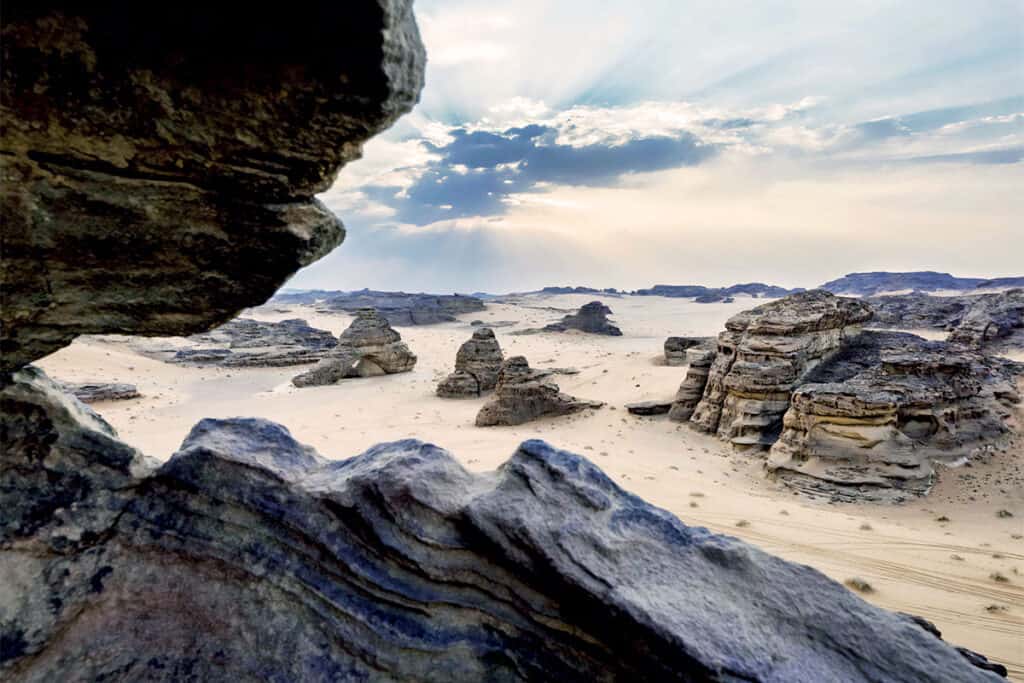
821,271 -> 1024,296
634,283 -> 799,298
664,336 -> 705,366
544,301 -> 623,336
0,4 -> 425,372
667,343 -> 718,422
475,356 -> 604,426
150,318 -> 338,367
767,332 -> 1021,501
292,309 -> 416,387
58,381 -> 140,403
626,400 -> 674,415
689,291 -> 873,448
301,289 -> 485,325
0,368 -> 1006,681
436,328 -> 504,398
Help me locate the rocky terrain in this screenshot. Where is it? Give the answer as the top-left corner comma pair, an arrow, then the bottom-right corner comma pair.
279,289 -> 486,326
664,336 -> 706,366
57,381 -> 140,403
821,271 -> 1024,296
437,327 -> 504,397
667,342 -> 718,422
292,309 -> 416,387
543,301 -> 623,335
634,282 -> 799,299
476,356 -> 604,426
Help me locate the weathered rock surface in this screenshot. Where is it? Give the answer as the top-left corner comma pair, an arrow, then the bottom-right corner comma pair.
0,368 -> 1005,681
292,309 -> 416,387
668,343 -> 719,422
544,301 -> 623,336
57,381 -> 140,403
476,356 -> 604,426
634,283 -> 799,298
689,291 -> 873,448
695,293 -> 735,304
664,336 -> 706,366
821,271 -> 1024,296
0,3 -> 426,371
626,400 -> 673,416
437,328 -> 504,398
767,332 -> 1021,501
296,289 -> 486,325
146,317 -> 339,367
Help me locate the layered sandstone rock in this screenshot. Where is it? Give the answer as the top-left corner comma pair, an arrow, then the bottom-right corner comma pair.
292,309 -> 416,387
58,381 -> 140,403
314,290 -> 486,326
689,291 -> 873,448
475,356 -> 603,426
0,369 -> 1005,681
436,328 -> 504,398
767,332 -> 1021,501
668,344 -> 718,422
0,3 -> 425,371
664,336 -> 705,366
544,301 -> 623,336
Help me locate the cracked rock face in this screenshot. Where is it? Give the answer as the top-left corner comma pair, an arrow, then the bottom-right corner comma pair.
476,356 -> 604,426
292,309 -> 416,387
437,327 -> 505,397
689,291 -> 873,448
767,332 -> 1021,501
0,369 -> 1005,681
0,2 -> 425,371
544,301 -> 623,336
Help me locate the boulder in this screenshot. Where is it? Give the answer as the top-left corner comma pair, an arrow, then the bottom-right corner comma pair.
689,291 -> 873,448
437,328 -> 504,397
626,400 -> 673,416
767,332 -> 1021,501
58,381 -> 140,403
476,356 -> 603,426
0,4 -> 425,372
292,309 -> 416,387
0,368 -> 1005,681
664,336 -> 705,366
544,301 -> 623,335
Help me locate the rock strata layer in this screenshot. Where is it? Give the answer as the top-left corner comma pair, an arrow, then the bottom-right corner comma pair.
664,336 -> 706,366
0,368 -> 1005,682
437,328 -> 504,398
476,356 -> 604,426
292,309 -> 416,387
280,289 -> 486,325
668,343 -> 718,422
0,4 -> 425,371
146,318 -> 338,367
544,301 -> 623,336
58,381 -> 140,403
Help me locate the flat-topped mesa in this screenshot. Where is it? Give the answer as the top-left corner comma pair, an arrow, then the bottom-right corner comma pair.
663,336 -> 705,366
437,328 -> 504,398
689,291 -> 873,449
544,301 -> 623,336
292,309 -> 416,387
0,4 -> 425,372
767,332 -> 1021,501
475,356 -> 604,426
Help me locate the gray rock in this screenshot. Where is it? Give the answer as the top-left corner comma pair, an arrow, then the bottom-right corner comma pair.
0,368 -> 1004,681
664,336 -> 705,366
821,271 -> 1024,296
0,3 -> 426,371
165,318 -> 338,367
668,344 -> 718,422
292,309 -> 416,387
476,356 -> 604,426
309,289 -> 485,325
58,382 -> 140,403
626,400 -> 673,416
437,328 -> 504,397
544,301 -> 623,335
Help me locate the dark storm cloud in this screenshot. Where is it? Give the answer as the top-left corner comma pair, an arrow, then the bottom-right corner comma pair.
364,125 -> 716,225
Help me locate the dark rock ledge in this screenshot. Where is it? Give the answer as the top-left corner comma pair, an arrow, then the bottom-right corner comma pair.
0,367 -> 1004,681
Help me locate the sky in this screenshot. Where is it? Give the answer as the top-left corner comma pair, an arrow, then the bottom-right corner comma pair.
289,0 -> 1024,294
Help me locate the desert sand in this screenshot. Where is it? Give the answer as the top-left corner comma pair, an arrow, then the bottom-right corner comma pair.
38,293 -> 1024,676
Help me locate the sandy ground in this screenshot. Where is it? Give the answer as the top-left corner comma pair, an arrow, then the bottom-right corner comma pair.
38,293 -> 1024,676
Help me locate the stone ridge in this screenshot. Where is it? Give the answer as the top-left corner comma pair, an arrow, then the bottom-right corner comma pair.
0,370 -> 1005,681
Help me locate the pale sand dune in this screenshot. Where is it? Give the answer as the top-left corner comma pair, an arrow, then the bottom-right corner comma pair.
38,293 -> 1024,676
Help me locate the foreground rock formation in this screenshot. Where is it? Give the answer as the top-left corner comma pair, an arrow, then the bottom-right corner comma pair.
57,381 -> 140,403
292,309 -> 416,387
0,4 -> 425,371
476,356 -> 604,426
689,291 -> 873,448
544,301 -> 623,335
436,328 -> 504,397
0,369 -> 1005,681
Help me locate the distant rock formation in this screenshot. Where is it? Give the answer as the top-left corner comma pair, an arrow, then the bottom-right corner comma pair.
689,291 -> 873,448
664,336 -> 705,366
539,285 -> 622,296
292,289 -> 485,326
820,271 -> 1024,296
161,318 -> 338,367
292,309 -> 416,387
436,328 -> 504,398
544,301 -> 623,335
694,293 -> 735,304
667,343 -> 718,422
634,283 -> 800,299
58,381 -> 140,403
476,356 -> 603,426
865,293 -> 971,330
2,368 -> 1005,681
768,332 -> 1021,501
